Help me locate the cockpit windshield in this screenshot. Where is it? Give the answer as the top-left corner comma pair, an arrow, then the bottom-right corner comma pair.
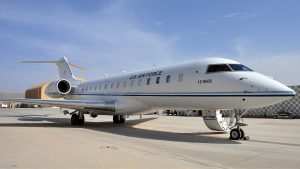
206,64 -> 231,73
228,64 -> 253,71
206,64 -> 253,73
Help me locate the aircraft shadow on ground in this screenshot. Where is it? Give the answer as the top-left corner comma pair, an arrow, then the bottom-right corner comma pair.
0,114 -> 239,144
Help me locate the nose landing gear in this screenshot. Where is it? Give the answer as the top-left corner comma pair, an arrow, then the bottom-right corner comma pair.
230,128 -> 241,140
229,110 -> 250,140
230,126 -> 246,140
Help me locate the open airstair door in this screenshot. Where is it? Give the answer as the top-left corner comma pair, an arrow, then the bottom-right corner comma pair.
202,110 -> 229,131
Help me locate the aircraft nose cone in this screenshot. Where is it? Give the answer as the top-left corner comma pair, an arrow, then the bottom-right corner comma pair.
261,80 -> 296,106
261,77 -> 296,97
286,87 -> 296,96
275,86 -> 296,97
274,83 -> 296,96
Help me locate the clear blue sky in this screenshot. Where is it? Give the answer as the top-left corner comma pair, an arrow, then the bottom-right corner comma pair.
1,0 -> 300,92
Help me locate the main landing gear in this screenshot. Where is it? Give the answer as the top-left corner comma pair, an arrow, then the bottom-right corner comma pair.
70,112 -> 85,125
63,109 -> 127,125
229,110 -> 249,140
113,115 -> 126,124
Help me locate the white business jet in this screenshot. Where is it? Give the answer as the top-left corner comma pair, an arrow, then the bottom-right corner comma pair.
1,57 -> 295,140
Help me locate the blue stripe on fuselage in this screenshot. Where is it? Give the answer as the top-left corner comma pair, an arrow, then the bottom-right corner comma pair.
69,91 -> 295,97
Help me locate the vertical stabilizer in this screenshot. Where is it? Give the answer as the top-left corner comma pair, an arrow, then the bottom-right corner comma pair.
56,57 -> 76,80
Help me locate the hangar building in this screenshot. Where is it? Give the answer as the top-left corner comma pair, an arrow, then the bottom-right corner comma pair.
25,82 -> 52,99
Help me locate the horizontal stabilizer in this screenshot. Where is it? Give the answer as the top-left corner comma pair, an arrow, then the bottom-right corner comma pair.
17,59 -> 85,71
17,57 -> 84,82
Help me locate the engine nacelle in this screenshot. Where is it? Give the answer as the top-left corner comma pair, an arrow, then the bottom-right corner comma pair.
45,79 -> 72,98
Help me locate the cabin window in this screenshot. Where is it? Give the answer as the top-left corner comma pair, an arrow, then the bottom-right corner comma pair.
147,78 -> 151,85
99,84 -> 102,90
111,83 -> 114,89
94,85 -> 97,91
116,82 -> 120,88
138,79 -> 142,86
178,73 -> 183,82
90,86 -> 92,91
130,80 -> 135,87
166,75 -> 171,83
104,83 -> 108,90
81,88 -> 84,93
206,64 -> 231,73
228,64 -> 253,71
156,77 -> 160,84
123,81 -> 127,88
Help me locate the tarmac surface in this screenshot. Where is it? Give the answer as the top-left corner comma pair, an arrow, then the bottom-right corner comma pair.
0,108 -> 299,169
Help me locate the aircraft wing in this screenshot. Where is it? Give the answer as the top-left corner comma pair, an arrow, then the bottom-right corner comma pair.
0,98 -> 115,111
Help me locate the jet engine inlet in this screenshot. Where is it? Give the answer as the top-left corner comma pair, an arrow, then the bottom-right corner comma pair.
57,79 -> 71,94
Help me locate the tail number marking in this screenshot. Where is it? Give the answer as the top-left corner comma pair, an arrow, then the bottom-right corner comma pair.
198,79 -> 212,84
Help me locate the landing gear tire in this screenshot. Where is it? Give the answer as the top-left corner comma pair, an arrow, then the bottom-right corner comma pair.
71,114 -> 79,125
71,114 -> 85,125
230,128 -> 246,140
113,115 -> 126,124
239,128 -> 245,139
230,128 -> 241,140
78,114 -> 85,125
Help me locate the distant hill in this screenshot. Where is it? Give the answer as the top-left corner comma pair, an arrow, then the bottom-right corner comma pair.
0,92 -> 24,99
